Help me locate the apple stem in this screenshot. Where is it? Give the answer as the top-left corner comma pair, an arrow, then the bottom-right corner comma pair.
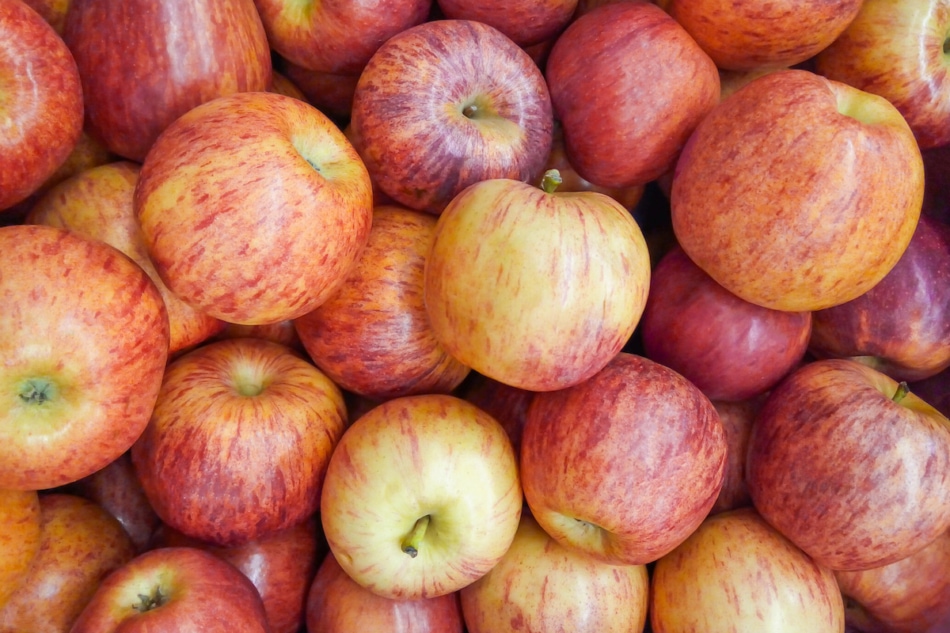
133,587 -> 167,612
540,169 -> 562,194
401,515 -> 430,558
892,381 -> 910,403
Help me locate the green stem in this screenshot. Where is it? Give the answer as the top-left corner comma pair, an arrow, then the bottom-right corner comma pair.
541,169 -> 562,194
401,515 -> 430,558
893,381 -> 910,403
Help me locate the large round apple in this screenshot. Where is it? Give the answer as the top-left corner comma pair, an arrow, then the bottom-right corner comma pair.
671,69 -> 924,312
0,224 -> 169,490
425,172 -> 651,392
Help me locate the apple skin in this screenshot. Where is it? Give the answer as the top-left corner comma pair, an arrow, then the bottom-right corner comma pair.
19,0 -> 69,34
641,245 -> 813,402
0,224 -> 169,491
650,507 -> 845,633
0,489 -> 41,609
69,546 -> 270,633
132,337 -> 347,547
746,358 -> 950,571
26,160 -> 227,355
814,0 -> 950,150
62,0 -> 271,162
0,493 -> 136,633
709,397 -> 765,515
349,19 -> 554,215
665,0 -> 862,72
294,205 -> 471,401
910,367 -> 950,419
671,69 -> 925,312
808,214 -> 950,383
520,352 -> 727,566
151,515 -> 324,633
306,552 -> 466,633
0,0 -> 84,212
460,512 -> 650,633
436,0 -> 577,47
544,1 -> 720,189
254,0 -> 431,75
836,529 -> 950,633
134,90 -> 374,326
277,58 -> 360,123
320,394 -> 523,600
424,176 -> 651,392
456,372 -> 535,458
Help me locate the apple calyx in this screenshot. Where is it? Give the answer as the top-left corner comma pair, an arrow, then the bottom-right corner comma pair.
540,169 -> 563,194
401,514 -> 431,558
892,381 -> 910,403
133,586 -> 167,613
17,378 -> 57,405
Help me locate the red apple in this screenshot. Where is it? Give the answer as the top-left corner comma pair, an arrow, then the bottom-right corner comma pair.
671,69 -> 925,312
651,507 -> 845,632
26,160 -> 227,355
665,0 -> 862,71
0,489 -> 41,609
212,319 -> 306,354
460,512 -> 650,633
708,397 -> 766,516
70,546 -> 270,633
0,0 -> 83,212
151,515 -> 324,633
520,352 -> 727,565
0,224 -> 169,491
808,214 -> 950,383
747,358 -> 950,571
815,0 -> 950,150
424,173 -> 651,392
294,205 -> 471,400
306,552 -> 466,633
0,493 -> 136,633
277,58 -> 360,123
640,245 -> 813,402
62,0 -> 272,161
320,394 -> 523,599
545,1 -> 720,189
349,18 -> 554,214
456,372 -> 535,457
132,337 -> 347,547
255,0 -> 431,75
19,0 -> 69,34
436,0 -> 577,47
134,90 -> 374,325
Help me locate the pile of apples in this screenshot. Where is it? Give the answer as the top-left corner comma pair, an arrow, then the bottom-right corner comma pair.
2,0 -> 950,631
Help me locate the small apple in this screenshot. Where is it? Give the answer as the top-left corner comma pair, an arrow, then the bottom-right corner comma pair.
277,58 -> 360,123
0,0 -> 84,212
0,224 -> 169,491
132,337 -> 347,547
456,372 -> 535,457
69,546 -> 270,633
460,512 -> 650,633
520,352 -> 727,565
436,0 -> 577,47
320,394 -> 523,599
747,358 -> 950,571
0,489 -> 41,609
18,0 -> 69,34
671,69 -> 924,312
134,90 -> 374,325
349,18 -> 554,214
708,397 -> 765,515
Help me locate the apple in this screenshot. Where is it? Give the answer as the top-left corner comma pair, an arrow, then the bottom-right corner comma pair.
254,0 -> 431,75
520,352 -> 727,565
134,90 -> 374,326
910,367 -> 950,419
151,515 -> 324,633
0,0 -> 84,212
277,58 -> 361,123
18,0 -> 69,34
650,506 -> 845,633
306,551 -> 466,633
62,0 -> 272,162
808,214 -> 950,383
836,528 -> 950,633
746,358 -> 950,571
641,245 -> 812,402
294,205 -> 471,401
69,546 -> 270,633
320,394 -> 523,599
212,319 -> 306,354
460,512 -> 650,633
456,372 -> 535,457
709,396 -> 765,515
268,69 -> 307,102
814,0 -> 950,150
671,69 -> 925,312
132,337 -> 347,547
664,0 -> 862,71
435,0 -> 577,47
0,224 -> 169,491
26,160 -> 227,355
0,493 -> 136,633
544,1 -> 720,189
348,18 -> 554,215
424,172 -> 651,392
0,489 -> 41,609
